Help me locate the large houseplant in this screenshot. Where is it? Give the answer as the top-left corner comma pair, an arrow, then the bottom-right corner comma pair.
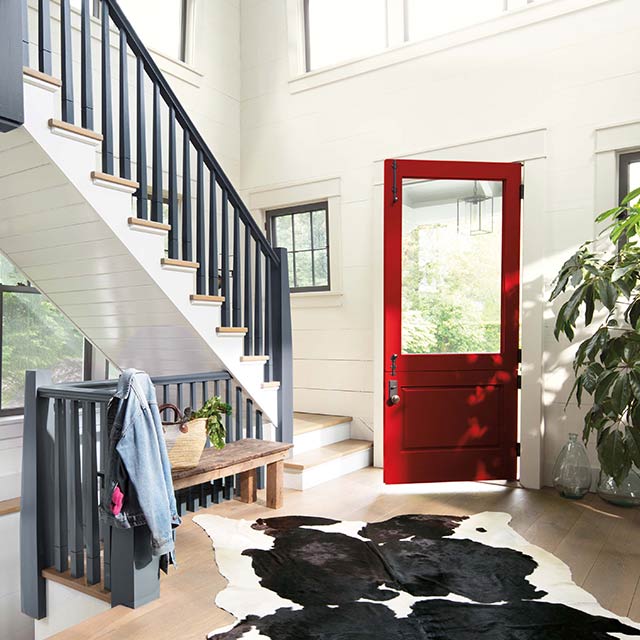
550,187 -> 640,494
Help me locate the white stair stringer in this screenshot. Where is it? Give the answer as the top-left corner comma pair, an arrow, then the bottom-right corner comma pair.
0,74 -> 277,424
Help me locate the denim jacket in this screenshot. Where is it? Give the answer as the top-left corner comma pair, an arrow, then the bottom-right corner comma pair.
100,369 -> 181,557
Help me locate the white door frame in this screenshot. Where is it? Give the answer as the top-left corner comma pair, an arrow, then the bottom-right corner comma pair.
371,128 -> 548,489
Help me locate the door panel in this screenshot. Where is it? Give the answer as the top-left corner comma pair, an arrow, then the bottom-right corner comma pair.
383,159 -> 521,484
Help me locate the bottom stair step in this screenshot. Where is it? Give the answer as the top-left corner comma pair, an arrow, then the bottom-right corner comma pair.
284,439 -> 372,491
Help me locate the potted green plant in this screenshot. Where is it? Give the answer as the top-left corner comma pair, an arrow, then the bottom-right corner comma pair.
550,187 -> 640,506
187,396 -> 232,450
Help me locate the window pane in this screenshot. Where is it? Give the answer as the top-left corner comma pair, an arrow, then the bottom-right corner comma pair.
274,215 -> 294,250
313,249 -> 329,286
295,252 -> 314,288
312,210 -> 328,248
294,212 -> 312,251
306,0 -> 387,70
0,252 -> 27,286
2,293 -> 84,409
118,0 -> 184,60
629,162 -> 640,201
407,0 -> 506,42
401,179 -> 503,354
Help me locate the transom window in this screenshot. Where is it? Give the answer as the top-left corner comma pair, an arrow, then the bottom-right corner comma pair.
304,0 -> 541,71
267,202 -> 330,293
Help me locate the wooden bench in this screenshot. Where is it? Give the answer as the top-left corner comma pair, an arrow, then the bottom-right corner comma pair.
171,439 -> 293,509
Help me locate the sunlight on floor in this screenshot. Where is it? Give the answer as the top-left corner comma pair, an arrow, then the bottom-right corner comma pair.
382,479 -> 514,495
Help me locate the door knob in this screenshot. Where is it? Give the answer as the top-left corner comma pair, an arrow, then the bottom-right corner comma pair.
389,394 -> 400,405
388,380 -> 400,406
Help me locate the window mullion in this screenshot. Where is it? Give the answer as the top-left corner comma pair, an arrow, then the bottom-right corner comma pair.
386,0 -> 405,47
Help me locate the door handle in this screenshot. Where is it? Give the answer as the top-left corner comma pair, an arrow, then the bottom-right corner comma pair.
388,380 -> 400,406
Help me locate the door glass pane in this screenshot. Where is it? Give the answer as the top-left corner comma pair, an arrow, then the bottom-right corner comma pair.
401,178 -> 503,355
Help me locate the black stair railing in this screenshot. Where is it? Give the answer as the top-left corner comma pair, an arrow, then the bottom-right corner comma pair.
20,370 -> 270,619
7,0 -> 292,440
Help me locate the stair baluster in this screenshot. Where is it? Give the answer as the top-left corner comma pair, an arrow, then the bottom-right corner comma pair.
232,198 -> 242,327
168,107 -> 179,256
244,230 -> 253,354
221,189 -> 231,325
208,171 -> 219,296
255,244 -> 264,356
60,0 -> 74,123
80,0 -> 94,129
119,30 -> 131,179
151,83 -> 163,222
38,0 -> 52,75
196,150 -> 206,294
136,57 -> 148,219
182,130 -> 192,260
101,2 -> 114,174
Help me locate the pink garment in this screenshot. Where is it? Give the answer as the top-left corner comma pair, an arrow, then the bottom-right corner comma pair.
111,484 -> 125,516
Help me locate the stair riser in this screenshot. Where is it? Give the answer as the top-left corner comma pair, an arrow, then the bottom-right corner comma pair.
284,447 -> 372,491
293,422 -> 352,455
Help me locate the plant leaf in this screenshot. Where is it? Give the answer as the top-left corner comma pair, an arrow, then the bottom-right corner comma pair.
598,429 -> 629,486
626,425 -> 640,468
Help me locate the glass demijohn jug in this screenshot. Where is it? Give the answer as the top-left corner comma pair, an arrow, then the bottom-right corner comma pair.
552,433 -> 592,499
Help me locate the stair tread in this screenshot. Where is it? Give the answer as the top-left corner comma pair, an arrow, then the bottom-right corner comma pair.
42,566 -> 111,603
91,171 -> 139,190
293,411 -> 353,435
285,439 -> 372,471
49,118 -> 103,142
161,257 -> 199,269
191,294 -> 224,303
128,217 -> 170,231
23,67 -> 62,87
0,497 -> 20,516
217,327 -> 248,334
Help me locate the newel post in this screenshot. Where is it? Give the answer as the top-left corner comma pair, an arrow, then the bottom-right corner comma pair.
21,369 -> 54,620
271,247 -> 293,443
0,0 -> 26,133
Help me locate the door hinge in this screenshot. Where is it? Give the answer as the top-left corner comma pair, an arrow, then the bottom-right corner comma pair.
520,184 -> 525,199
516,442 -> 521,457
392,160 -> 398,203
517,348 -> 522,363
517,374 -> 522,389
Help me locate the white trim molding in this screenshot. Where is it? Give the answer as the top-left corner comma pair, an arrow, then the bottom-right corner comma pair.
371,128 -> 548,489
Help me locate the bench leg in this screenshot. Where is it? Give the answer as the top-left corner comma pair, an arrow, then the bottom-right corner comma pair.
239,469 -> 257,504
266,460 -> 284,509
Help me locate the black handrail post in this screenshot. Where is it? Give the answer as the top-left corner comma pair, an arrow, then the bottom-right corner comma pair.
20,369 -> 54,620
0,0 -> 25,133
270,248 -> 293,443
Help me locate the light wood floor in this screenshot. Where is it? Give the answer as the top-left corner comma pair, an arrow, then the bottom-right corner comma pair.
53,468 -> 640,639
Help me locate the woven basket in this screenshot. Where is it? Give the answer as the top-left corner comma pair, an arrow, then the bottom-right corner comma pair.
160,404 -> 207,471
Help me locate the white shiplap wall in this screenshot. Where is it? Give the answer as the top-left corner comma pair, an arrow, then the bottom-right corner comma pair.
239,0 -> 640,484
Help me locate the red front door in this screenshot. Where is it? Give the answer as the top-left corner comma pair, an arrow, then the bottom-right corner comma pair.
383,159 -> 521,484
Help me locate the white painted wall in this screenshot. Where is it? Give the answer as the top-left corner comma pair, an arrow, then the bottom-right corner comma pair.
239,0 -> 640,485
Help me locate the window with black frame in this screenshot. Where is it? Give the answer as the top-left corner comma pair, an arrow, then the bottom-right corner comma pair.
0,254 -> 84,416
267,202 -> 330,293
619,151 -> 640,203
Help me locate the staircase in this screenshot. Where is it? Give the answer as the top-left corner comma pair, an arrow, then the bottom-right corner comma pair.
0,0 -> 292,435
285,412 -> 373,490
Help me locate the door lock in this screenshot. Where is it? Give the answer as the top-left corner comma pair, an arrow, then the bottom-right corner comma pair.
388,380 -> 400,406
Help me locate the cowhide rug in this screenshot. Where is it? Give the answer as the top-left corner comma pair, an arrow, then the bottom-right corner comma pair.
193,512 -> 640,639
